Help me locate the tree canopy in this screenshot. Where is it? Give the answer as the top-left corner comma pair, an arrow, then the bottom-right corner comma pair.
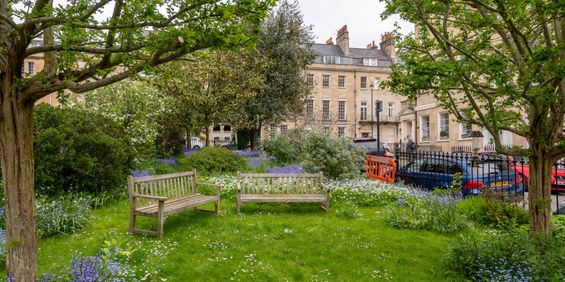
0,0 -> 273,279
381,0 -> 565,236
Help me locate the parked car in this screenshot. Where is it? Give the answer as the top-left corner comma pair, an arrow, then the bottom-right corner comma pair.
353,138 -> 394,157
189,137 -> 204,150
479,150 -> 565,192
396,156 -> 524,197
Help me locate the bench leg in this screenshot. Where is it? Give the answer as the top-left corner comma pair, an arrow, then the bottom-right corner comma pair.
236,201 -> 241,215
129,213 -> 136,234
325,199 -> 330,212
214,199 -> 220,215
156,201 -> 165,239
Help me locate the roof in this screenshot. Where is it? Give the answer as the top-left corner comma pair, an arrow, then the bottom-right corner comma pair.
311,43 -> 393,67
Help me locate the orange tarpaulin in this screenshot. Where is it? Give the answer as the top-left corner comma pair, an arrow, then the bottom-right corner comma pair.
365,155 -> 396,183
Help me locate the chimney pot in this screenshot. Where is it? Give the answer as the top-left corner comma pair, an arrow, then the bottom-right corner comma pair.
325,37 -> 334,45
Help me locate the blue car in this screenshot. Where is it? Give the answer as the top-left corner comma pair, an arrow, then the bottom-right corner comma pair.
396,157 -> 524,197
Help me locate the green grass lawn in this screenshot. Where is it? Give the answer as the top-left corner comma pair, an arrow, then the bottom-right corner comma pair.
35,199 -> 458,281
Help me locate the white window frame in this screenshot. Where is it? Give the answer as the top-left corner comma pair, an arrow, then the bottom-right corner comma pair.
307,73 -> 314,86
28,62 -> 34,75
438,112 -> 450,140
306,99 -> 314,120
338,127 -> 345,138
323,56 -> 340,64
421,115 -> 430,142
322,74 -> 330,87
338,75 -> 345,88
363,58 -> 378,66
322,100 -> 330,121
360,76 -> 367,89
280,124 -> 288,134
338,100 -> 346,121
360,102 -> 368,121
270,125 -> 278,139
388,102 -> 395,118
459,122 -> 472,139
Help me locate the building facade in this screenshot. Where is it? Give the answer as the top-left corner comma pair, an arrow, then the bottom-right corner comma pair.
268,26 -> 404,146
397,92 -> 529,152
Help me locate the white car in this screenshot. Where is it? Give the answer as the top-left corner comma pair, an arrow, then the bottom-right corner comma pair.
190,137 -> 205,150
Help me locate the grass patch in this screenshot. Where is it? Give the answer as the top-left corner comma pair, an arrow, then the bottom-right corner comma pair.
28,199 -> 457,281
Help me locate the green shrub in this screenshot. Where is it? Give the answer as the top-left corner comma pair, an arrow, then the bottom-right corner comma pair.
261,134 -> 300,165
385,197 -> 466,234
177,147 -> 249,175
444,231 -> 565,281
457,196 -> 528,228
301,130 -> 366,179
35,195 -> 93,237
553,215 -> 565,241
34,104 -> 134,195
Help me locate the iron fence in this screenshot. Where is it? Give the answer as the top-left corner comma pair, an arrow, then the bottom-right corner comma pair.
393,150 -> 565,214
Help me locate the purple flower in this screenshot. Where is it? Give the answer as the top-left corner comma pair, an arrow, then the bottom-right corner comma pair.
69,254 -> 102,282
130,170 -> 149,178
267,164 -> 303,174
246,157 -> 271,170
184,148 -> 198,156
155,157 -> 177,166
237,150 -> 261,157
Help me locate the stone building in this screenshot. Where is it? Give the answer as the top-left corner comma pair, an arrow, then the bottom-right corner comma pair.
268,26 -> 404,146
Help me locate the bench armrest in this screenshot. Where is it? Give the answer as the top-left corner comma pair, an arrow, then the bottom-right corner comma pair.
132,194 -> 167,201
320,184 -> 331,193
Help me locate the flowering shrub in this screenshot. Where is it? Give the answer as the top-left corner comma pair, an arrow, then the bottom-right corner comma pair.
301,130 -> 366,179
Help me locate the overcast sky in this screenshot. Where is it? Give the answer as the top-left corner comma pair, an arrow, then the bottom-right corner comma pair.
296,0 -> 413,48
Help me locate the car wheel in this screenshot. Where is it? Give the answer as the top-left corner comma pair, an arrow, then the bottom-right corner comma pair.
192,145 -> 201,151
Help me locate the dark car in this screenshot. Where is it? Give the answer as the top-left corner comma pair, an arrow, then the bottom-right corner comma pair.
396,156 -> 524,197
353,138 -> 394,157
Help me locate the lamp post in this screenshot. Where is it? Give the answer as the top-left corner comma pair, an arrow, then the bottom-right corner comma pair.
370,83 -> 374,138
468,130 -> 484,166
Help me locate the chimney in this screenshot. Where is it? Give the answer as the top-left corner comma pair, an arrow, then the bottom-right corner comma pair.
367,40 -> 378,49
336,25 -> 349,55
380,32 -> 396,60
325,37 -> 334,45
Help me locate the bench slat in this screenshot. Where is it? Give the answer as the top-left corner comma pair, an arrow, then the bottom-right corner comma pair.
134,194 -> 216,216
240,194 -> 325,203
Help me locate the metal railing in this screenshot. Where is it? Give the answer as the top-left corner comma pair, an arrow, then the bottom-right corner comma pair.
393,150 -> 565,214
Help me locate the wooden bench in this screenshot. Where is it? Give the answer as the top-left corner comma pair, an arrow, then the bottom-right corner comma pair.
236,172 -> 329,214
127,170 -> 221,238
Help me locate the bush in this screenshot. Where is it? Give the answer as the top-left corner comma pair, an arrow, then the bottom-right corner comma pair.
34,104 -> 134,195
177,147 -> 249,175
301,130 -> 366,179
261,130 -> 303,164
385,197 -> 466,234
35,195 -> 93,237
457,196 -> 528,228
444,231 -> 565,281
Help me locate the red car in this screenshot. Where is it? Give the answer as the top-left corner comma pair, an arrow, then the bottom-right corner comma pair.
479,151 -> 565,192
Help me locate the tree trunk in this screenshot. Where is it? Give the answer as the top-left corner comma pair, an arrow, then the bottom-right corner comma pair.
205,127 -> 211,147
250,127 -> 257,150
527,148 -> 553,237
0,78 -> 37,280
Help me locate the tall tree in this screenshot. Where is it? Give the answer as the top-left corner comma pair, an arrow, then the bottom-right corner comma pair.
155,50 -> 265,147
244,0 -> 315,149
0,0 -> 272,279
382,0 -> 565,236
